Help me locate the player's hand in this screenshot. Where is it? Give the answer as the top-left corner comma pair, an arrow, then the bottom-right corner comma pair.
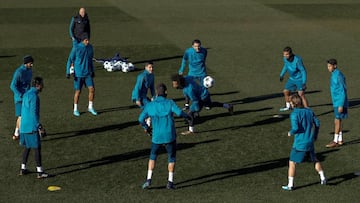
136,101 -> 141,107
66,74 -> 70,79
38,124 -> 47,138
338,106 -> 343,113
287,132 -> 291,137
280,76 -> 284,82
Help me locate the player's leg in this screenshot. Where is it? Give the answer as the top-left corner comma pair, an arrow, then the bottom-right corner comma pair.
142,143 -> 160,189
13,102 -> 22,140
73,77 -> 82,116
166,141 -> 176,189
297,90 -> 308,108
309,150 -> 326,184
181,111 -> 195,135
86,76 -> 97,115
19,147 -> 30,175
326,106 -> 345,147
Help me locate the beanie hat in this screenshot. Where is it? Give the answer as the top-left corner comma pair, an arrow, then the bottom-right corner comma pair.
23,55 -> 34,64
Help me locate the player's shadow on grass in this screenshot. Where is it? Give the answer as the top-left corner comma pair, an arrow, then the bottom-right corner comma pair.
172,91 -> 239,103
175,149 -> 339,189
43,120 -> 139,141
95,105 -> 138,114
47,139 -> 219,176
231,90 -> 321,105
197,111 -> 289,133
0,55 -> 16,58
295,172 -> 359,190
132,55 -> 183,65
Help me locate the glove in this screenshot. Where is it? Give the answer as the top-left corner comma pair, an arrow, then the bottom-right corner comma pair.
144,127 -> 152,137
66,74 -> 70,79
302,84 -> 307,91
280,76 -> 284,82
91,72 -> 95,78
38,124 -> 47,138
182,104 -> 189,111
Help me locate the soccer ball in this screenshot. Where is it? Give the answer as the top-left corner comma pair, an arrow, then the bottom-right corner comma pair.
203,76 -> 215,88
122,63 -> 130,72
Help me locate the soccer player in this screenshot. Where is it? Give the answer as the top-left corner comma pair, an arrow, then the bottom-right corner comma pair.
131,61 -> 155,108
178,39 -> 208,110
67,33 -> 97,116
279,46 -> 308,111
10,55 -> 34,140
66,7 -> 91,74
282,94 -> 326,191
325,59 -> 348,148
19,77 -> 50,178
139,83 -> 189,190
171,74 -> 233,135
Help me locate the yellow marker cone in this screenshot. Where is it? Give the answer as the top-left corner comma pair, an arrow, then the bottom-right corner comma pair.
47,186 -> 61,191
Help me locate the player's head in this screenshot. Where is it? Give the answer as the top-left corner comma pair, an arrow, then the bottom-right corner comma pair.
23,55 -> 34,68
327,58 -> 337,72
283,46 -> 294,60
289,94 -> 303,108
80,33 -> 90,45
79,7 -> 86,17
171,74 -> 185,89
192,39 -> 202,52
145,61 -> 154,74
156,83 -> 167,97
32,76 -> 44,92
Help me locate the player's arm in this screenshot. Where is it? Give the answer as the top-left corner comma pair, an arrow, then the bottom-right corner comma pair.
10,72 -> 22,98
297,58 -> 307,86
337,74 -> 347,110
69,17 -> 75,40
138,108 -> 150,135
178,51 -> 189,75
288,113 -> 299,136
133,76 -> 144,106
279,63 -> 287,82
312,113 -> 320,141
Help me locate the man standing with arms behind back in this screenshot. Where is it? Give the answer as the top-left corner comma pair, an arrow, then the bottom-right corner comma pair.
325,58 -> 348,148
10,55 -> 33,140
68,33 -> 97,116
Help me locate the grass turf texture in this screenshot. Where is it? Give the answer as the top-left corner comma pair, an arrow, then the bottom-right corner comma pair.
1,0 -> 360,202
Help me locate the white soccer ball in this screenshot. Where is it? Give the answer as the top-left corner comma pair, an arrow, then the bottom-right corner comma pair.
203,76 -> 215,88
122,63 -> 130,72
128,62 -> 135,71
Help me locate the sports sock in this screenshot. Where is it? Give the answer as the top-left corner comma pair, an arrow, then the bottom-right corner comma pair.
318,171 -> 326,180
286,102 -> 291,108
14,128 -> 19,136
338,132 -> 343,142
333,134 -> 339,143
74,104 -> 78,111
21,164 -> 26,170
168,172 -> 174,182
288,176 -> 294,187
147,170 -> 153,180
36,166 -> 43,173
189,126 -> 194,132
88,101 -> 93,109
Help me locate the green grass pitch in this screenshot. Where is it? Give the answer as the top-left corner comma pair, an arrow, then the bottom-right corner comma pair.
0,0 -> 360,202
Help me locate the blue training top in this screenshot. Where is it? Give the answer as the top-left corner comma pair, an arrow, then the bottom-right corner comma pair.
183,76 -> 209,112
20,87 -> 40,133
138,96 -> 188,144
330,68 -> 348,108
69,41 -> 94,77
179,47 -> 207,77
10,64 -> 32,103
131,70 -> 155,102
280,55 -> 307,85
289,107 -> 320,151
